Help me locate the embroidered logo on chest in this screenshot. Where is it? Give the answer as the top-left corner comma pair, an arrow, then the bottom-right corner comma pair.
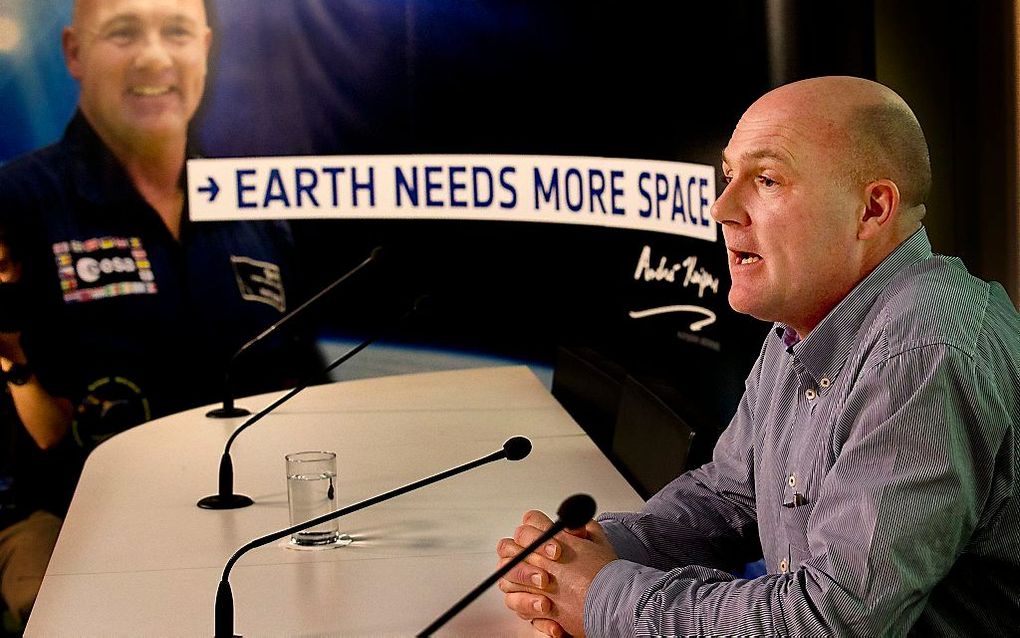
229,256 -> 286,313
52,236 -> 157,303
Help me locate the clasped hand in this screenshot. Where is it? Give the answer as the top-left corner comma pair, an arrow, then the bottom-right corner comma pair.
496,509 -> 618,637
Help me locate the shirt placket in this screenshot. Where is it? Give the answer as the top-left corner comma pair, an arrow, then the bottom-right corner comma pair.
779,356 -> 819,574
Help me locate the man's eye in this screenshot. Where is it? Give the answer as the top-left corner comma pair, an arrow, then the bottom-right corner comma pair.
757,175 -> 778,188
163,25 -> 195,42
106,27 -> 139,44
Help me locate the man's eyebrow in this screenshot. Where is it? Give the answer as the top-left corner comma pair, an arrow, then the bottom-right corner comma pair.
96,12 -> 199,30
721,148 -> 793,167
165,14 -> 200,25
97,14 -> 141,29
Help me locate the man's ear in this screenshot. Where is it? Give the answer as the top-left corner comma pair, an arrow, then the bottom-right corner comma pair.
858,179 -> 899,240
62,27 -> 82,81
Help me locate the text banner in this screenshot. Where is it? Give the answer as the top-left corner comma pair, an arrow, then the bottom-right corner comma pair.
188,155 -> 717,241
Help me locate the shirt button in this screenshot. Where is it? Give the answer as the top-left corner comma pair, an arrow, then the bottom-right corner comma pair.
780,558 -> 788,573
788,474 -> 796,487
820,377 -> 831,388
805,388 -> 817,400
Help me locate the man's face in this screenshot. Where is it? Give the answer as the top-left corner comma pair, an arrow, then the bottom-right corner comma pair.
64,0 -> 211,148
712,93 -> 865,337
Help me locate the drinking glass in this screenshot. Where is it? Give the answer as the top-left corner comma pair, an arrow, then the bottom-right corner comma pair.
285,451 -> 351,547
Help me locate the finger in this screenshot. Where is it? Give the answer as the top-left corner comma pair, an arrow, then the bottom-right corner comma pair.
498,577 -> 528,594
514,525 -> 562,561
503,591 -> 551,618
584,519 -> 607,540
522,509 -> 555,530
551,518 -> 604,551
563,523 -> 590,540
497,539 -> 556,583
531,618 -> 566,638
498,576 -> 546,596
498,537 -> 550,562
500,560 -> 549,589
496,536 -> 522,559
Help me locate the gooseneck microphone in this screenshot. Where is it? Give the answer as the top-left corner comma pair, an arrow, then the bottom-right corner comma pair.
207,246 -> 383,418
197,296 -> 425,510
418,493 -> 597,637
213,436 -> 532,638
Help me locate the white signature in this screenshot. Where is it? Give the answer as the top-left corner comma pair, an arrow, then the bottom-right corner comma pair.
633,245 -> 719,298
628,306 -> 717,332
631,245 -> 719,331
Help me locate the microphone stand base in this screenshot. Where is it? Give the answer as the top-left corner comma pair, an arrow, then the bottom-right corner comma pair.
206,405 -> 252,418
198,494 -> 255,509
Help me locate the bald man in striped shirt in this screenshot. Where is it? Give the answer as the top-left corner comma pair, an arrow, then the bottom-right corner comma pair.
498,76 -> 1020,637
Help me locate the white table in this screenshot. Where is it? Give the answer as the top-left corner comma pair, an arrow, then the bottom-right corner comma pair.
27,366 -> 643,636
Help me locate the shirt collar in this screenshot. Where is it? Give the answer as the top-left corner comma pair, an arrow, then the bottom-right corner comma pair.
773,227 -> 932,388
66,110 -> 198,199
66,110 -> 140,208
65,110 -> 198,235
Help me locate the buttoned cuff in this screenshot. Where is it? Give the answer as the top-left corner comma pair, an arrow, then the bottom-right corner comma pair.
584,559 -> 664,637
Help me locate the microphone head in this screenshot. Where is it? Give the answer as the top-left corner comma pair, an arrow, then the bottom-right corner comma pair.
502,436 -> 532,461
557,493 -> 596,529
369,245 -> 385,262
412,294 -> 434,317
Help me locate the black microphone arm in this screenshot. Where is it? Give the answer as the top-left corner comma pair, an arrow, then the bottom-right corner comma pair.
197,295 -> 425,510
213,436 -> 533,638
417,493 -> 597,637
207,246 -> 383,418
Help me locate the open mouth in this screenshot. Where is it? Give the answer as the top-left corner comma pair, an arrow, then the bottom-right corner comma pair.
732,250 -> 762,265
130,86 -> 174,97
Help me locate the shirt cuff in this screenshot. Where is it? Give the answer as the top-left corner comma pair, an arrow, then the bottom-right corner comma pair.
598,516 -> 652,565
584,559 -> 664,637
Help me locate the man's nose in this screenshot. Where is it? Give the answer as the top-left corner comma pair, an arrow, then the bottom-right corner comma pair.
710,179 -> 749,226
134,31 -> 174,71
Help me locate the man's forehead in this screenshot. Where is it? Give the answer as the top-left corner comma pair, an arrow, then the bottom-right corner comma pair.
722,107 -> 844,167
721,145 -> 793,168
74,0 -> 207,26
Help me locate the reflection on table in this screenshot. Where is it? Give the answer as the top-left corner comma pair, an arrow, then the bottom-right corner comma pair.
27,366 -> 643,637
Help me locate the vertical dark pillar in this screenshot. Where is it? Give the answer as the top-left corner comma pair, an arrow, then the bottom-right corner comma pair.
765,0 -> 876,87
875,0 -> 1018,301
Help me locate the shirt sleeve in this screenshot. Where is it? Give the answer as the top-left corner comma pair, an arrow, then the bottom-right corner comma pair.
585,341 -> 1010,637
587,346 -> 764,633
0,169 -> 78,400
597,340 -> 764,571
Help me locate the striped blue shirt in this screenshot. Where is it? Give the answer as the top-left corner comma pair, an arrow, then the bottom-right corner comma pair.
588,228 -> 1020,636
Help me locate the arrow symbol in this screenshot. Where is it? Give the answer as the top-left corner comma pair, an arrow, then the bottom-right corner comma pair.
197,176 -> 219,202
628,305 -> 718,332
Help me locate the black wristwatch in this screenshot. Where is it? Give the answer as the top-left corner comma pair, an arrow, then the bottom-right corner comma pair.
4,362 -> 32,386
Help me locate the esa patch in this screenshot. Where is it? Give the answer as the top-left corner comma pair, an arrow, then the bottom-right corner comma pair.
52,236 -> 157,303
229,256 -> 286,312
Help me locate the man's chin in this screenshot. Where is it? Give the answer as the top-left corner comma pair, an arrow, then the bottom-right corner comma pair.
120,117 -> 189,145
727,291 -> 774,323
727,289 -> 756,316
122,103 -> 190,135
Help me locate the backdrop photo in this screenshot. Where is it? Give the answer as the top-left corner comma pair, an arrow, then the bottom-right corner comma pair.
1,0 -> 773,455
